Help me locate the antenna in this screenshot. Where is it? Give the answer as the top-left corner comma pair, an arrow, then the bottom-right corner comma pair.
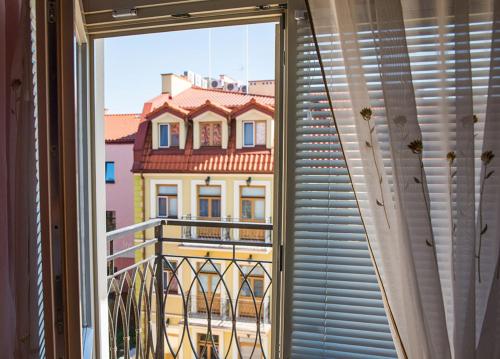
245,25 -> 249,88
208,28 -> 212,84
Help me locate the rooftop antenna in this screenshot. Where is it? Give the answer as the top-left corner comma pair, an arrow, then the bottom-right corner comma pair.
208,28 -> 212,83
245,25 -> 249,88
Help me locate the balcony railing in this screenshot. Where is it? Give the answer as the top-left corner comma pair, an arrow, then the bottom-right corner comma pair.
181,215 -> 272,243
106,218 -> 273,359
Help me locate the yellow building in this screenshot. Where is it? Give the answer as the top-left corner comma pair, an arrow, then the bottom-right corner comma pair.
132,74 -> 275,358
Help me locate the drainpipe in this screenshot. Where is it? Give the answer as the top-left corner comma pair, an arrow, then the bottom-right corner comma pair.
141,171 -> 146,260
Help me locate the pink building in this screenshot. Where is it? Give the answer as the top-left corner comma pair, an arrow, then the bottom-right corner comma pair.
105,113 -> 142,270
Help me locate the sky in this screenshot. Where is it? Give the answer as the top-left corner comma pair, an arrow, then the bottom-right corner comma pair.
104,23 -> 276,114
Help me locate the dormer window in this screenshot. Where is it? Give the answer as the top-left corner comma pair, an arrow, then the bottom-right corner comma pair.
158,123 -> 180,148
200,122 -> 222,147
243,120 -> 266,147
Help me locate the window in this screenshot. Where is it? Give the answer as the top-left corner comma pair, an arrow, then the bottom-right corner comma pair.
158,123 -> 180,148
240,186 -> 266,240
197,262 -> 222,314
105,161 -> 115,183
197,334 -> 219,359
243,122 -> 254,146
157,185 -> 178,218
106,210 -> 116,232
163,260 -> 179,295
243,121 -> 266,147
239,266 -> 265,318
238,336 -> 262,359
197,185 -> 221,238
200,122 -> 222,146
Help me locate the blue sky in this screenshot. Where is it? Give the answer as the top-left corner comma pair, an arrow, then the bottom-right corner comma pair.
104,23 -> 276,113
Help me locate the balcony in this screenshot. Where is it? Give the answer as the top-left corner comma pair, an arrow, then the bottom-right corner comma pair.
107,218 -> 273,359
181,215 -> 273,244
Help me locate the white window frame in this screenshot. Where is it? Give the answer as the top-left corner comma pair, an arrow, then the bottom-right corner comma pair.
163,259 -> 182,295
158,123 -> 170,148
149,179 -> 183,219
157,194 -> 177,218
242,121 -> 255,147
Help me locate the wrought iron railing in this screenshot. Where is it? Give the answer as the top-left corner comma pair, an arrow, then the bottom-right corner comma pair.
106,218 -> 273,359
181,215 -> 272,243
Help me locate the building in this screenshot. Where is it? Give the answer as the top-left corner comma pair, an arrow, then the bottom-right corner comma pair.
248,80 -> 275,97
132,73 -> 275,358
105,113 -> 142,270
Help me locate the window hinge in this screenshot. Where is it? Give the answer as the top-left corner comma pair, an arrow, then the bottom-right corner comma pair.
48,0 -> 57,24
294,10 -> 308,21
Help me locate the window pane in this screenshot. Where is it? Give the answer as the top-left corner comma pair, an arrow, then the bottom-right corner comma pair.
200,123 -> 211,146
256,122 -> 266,145
212,123 -> 222,146
211,199 -> 221,218
242,200 -> 252,219
170,123 -> 179,146
241,281 -> 252,296
254,279 -> 264,297
106,211 -> 116,232
243,122 -> 254,146
158,185 -> 177,195
158,197 -> 168,217
169,197 -> 178,218
254,199 -> 265,220
199,198 -> 209,217
199,186 -> 221,196
105,162 -> 115,183
200,262 -> 221,273
241,187 -> 265,197
159,124 -> 169,147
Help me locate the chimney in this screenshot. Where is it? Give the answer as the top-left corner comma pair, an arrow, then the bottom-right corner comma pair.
161,73 -> 192,97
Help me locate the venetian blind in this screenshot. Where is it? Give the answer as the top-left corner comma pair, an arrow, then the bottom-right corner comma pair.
285,17 -> 398,359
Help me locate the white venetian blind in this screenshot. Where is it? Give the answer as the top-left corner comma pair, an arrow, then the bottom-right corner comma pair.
286,18 -> 397,359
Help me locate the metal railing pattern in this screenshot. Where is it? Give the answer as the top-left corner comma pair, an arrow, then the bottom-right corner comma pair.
107,218 -> 273,359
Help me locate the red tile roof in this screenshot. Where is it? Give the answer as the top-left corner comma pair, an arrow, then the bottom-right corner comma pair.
133,121 -> 273,174
133,86 -> 275,174
105,113 -> 142,143
142,86 -> 274,115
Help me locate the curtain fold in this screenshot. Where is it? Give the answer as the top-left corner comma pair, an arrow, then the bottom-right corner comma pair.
1,0 -> 41,357
308,0 -> 498,357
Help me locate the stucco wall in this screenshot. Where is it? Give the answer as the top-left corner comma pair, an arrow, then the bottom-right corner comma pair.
105,142 -> 135,266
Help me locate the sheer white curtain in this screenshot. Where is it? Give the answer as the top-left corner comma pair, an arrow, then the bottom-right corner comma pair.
308,0 -> 499,357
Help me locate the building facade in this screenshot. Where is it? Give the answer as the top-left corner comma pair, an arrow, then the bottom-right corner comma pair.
132,74 -> 275,358
105,113 -> 142,270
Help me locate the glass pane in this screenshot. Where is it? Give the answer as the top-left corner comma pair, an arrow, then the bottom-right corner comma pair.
199,275 -> 209,291
169,197 -> 178,218
256,121 -> 266,145
241,281 -> 252,296
254,199 -> 265,220
211,199 -> 221,218
212,123 -> 222,146
254,279 -> 264,297
243,122 -> 254,146
199,186 -> 221,196
200,123 -> 211,146
171,123 -> 180,146
158,185 -> 177,195
241,187 -> 265,197
210,277 -> 219,292
242,200 -> 252,219
158,197 -> 167,217
200,262 -> 221,273
159,124 -> 169,147
199,198 -> 209,217
105,162 -> 115,183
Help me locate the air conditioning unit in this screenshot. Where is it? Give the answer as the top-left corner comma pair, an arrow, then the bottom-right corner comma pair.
240,85 -> 248,93
225,82 -> 239,91
211,79 -> 223,89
